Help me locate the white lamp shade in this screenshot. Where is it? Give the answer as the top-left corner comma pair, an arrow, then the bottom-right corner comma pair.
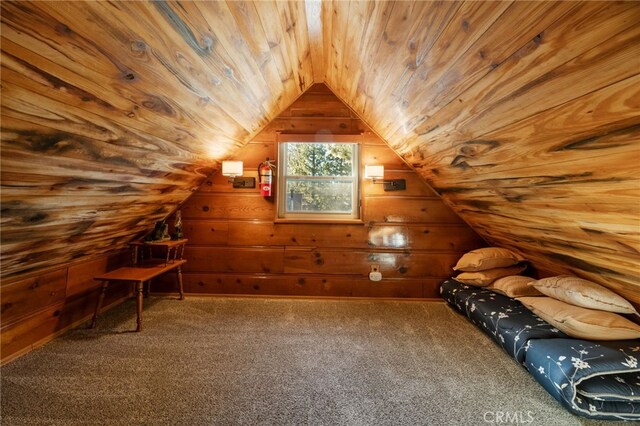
222,161 -> 243,177
364,165 -> 384,180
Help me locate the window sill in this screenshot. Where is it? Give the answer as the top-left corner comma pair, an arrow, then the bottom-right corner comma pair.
273,218 -> 365,225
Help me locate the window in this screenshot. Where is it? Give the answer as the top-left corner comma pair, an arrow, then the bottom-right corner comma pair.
277,137 -> 361,221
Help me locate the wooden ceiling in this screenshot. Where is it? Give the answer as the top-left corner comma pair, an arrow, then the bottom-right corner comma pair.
1,1 -> 638,301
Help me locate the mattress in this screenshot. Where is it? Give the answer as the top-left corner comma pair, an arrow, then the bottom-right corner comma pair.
440,279 -> 566,364
526,338 -> 640,420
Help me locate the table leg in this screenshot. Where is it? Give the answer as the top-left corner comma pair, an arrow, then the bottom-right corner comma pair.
136,281 -> 144,332
91,281 -> 109,328
177,265 -> 184,300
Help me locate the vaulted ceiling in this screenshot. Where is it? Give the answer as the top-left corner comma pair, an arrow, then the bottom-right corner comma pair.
1,1 -> 638,301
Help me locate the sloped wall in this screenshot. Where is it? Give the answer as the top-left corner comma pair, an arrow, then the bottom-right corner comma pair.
322,2 -> 640,303
0,0 -> 314,280
155,84 -> 484,298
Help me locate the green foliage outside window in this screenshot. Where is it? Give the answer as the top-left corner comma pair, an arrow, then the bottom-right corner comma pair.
284,143 -> 356,213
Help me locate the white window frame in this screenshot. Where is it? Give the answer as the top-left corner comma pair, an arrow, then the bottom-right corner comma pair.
276,134 -> 362,222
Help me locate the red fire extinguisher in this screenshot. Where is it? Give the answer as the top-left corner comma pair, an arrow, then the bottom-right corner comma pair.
258,158 -> 276,197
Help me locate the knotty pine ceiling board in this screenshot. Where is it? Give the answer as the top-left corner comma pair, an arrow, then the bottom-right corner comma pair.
0,0 -> 313,277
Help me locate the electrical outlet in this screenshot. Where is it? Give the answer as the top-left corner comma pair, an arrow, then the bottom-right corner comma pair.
370,264 -> 380,273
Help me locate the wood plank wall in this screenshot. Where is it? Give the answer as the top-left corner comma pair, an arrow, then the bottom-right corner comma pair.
1,251 -> 130,364
154,84 -> 485,298
322,2 -> 640,304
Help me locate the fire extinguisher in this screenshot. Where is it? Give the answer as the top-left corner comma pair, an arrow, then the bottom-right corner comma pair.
258,158 -> 276,197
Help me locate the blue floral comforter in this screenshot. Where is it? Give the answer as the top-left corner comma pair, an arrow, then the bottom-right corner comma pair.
440,278 -> 640,420
526,339 -> 640,420
440,279 -> 566,364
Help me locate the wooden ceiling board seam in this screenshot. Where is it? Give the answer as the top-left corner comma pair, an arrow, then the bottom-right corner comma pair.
332,0 -> 353,95
279,0 -> 314,94
419,77 -> 640,182
288,0 -> 315,93
0,8 -> 244,151
355,1 -> 430,119
369,0 -> 513,138
375,1 -> 577,139
125,1 -> 270,133
388,1 -> 463,104
432,28 -> 640,152
303,0 -> 324,83
390,2 -> 640,157
176,1 -> 276,123
345,1 -> 396,115
62,1 -> 259,139
226,1 -> 290,113
253,0 -> 303,101
0,55 -> 241,158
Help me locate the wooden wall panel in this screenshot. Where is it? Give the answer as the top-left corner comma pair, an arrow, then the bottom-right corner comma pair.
153,273 -> 443,299
1,251 -> 130,364
323,1 -> 640,303
167,84 -> 483,298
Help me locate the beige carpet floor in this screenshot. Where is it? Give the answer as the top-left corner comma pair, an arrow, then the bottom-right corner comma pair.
0,296 -> 625,425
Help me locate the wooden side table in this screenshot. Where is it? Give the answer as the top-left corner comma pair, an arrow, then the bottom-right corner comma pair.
91,239 -> 188,331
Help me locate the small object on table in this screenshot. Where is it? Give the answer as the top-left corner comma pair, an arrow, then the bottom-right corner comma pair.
145,220 -> 171,242
172,210 -> 183,240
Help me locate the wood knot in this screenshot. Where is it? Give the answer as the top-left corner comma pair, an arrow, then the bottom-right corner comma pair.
202,205 -> 209,212
55,23 -> 72,35
26,212 -> 48,223
122,72 -> 136,81
398,266 -> 408,274
297,278 -> 305,286
315,258 -> 324,266
253,285 -> 260,290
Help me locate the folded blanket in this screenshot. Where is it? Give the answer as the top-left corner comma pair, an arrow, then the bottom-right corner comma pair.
526,338 -> 640,420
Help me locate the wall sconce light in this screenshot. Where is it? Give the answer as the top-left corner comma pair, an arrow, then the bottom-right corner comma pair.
221,161 -> 255,188
222,161 -> 243,178
364,165 -> 406,192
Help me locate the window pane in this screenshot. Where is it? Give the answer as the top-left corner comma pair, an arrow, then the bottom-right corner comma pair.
286,143 -> 353,177
285,179 -> 353,213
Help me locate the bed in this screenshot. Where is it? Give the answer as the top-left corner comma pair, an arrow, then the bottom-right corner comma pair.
441,278 -> 640,420
440,279 -> 567,364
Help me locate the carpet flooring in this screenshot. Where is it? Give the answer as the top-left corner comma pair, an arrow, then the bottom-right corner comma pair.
0,297 -> 626,425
